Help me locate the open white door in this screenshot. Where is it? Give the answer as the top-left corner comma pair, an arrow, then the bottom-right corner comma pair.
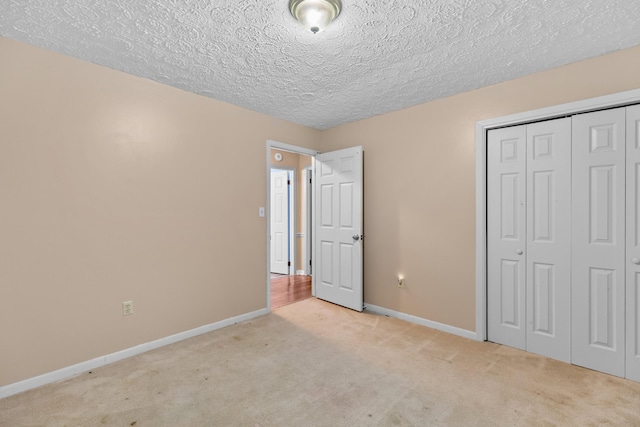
314,146 -> 363,311
271,169 -> 290,274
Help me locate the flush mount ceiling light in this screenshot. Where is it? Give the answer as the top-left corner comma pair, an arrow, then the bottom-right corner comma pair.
289,0 -> 342,34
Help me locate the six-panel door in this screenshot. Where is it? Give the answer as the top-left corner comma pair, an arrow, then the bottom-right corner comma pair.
488,126 -> 527,350
525,118 -> 572,363
315,147 -> 363,312
572,109 -> 626,377
627,105 -> 640,381
271,169 -> 290,275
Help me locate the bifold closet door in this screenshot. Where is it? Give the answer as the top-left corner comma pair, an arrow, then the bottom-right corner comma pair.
627,105 -> 640,381
490,106 -> 640,380
525,118 -> 571,363
488,126 -> 527,350
488,118 -> 571,361
572,108 -> 626,377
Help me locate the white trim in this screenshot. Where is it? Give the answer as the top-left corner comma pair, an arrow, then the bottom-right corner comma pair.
311,156 -> 317,296
295,270 -> 305,275
0,308 -> 268,399
289,169 -> 296,276
266,140 -> 319,157
265,141 -> 320,309
365,303 -> 477,341
475,88 -> 640,342
303,166 -> 313,276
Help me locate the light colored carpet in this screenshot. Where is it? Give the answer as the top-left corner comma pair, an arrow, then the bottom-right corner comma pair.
2,298 -> 640,426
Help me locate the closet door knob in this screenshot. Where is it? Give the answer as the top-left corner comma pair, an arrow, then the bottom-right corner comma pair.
516,249 -> 523,255
632,258 -> 640,265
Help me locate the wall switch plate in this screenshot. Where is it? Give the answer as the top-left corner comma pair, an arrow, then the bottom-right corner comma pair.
397,278 -> 404,288
259,207 -> 265,217
122,300 -> 133,316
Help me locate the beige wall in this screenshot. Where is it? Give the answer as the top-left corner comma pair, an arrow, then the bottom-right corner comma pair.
4,33 -> 640,388
321,45 -> 640,332
0,37 -> 320,386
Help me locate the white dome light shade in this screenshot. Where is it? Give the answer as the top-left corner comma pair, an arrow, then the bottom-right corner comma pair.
289,0 -> 342,34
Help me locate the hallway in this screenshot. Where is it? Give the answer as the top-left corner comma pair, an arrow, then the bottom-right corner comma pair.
270,274 -> 312,309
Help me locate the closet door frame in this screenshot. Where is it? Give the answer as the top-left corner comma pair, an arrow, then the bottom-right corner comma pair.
476,88 -> 640,343
626,105 -> 640,381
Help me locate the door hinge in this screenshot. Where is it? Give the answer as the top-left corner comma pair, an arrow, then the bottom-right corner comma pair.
288,180 -> 291,185
288,261 -> 291,267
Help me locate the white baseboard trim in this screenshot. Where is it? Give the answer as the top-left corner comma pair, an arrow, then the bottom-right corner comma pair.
0,308 -> 269,400
295,270 -> 305,275
364,303 -> 477,341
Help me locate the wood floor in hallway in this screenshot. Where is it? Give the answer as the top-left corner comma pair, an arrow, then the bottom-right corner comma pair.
270,274 -> 312,309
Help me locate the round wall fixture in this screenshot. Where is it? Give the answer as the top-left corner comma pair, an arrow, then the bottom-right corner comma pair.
274,153 -> 283,161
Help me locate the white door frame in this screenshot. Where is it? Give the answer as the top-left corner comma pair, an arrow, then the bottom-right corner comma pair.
266,141 -> 319,310
270,167 -> 296,275
475,88 -> 640,342
303,166 -> 313,276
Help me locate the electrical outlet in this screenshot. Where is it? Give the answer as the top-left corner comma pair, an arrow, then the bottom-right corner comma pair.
122,300 -> 133,316
397,277 -> 404,288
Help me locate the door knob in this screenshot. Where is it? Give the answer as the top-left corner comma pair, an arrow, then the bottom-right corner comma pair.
516,249 -> 523,255
633,258 -> 640,265
352,235 -> 360,241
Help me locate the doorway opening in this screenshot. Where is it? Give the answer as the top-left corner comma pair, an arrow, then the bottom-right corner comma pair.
268,144 -> 316,309
266,141 -> 364,312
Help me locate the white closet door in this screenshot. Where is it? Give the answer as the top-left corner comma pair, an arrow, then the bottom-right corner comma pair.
572,108 -> 626,377
525,118 -> 572,362
488,126 -> 527,350
627,105 -> 640,381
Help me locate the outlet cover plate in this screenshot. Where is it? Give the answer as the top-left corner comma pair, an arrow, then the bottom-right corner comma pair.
122,300 -> 133,316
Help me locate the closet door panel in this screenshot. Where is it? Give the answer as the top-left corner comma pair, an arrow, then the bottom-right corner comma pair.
525,118 -> 572,363
627,105 -> 640,381
488,126 -> 527,350
572,108 -> 626,377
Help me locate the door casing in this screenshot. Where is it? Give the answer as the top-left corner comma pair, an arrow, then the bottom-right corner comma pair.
303,166 -> 313,276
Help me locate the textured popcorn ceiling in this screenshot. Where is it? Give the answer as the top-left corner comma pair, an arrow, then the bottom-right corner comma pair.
2,1 -> 640,130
